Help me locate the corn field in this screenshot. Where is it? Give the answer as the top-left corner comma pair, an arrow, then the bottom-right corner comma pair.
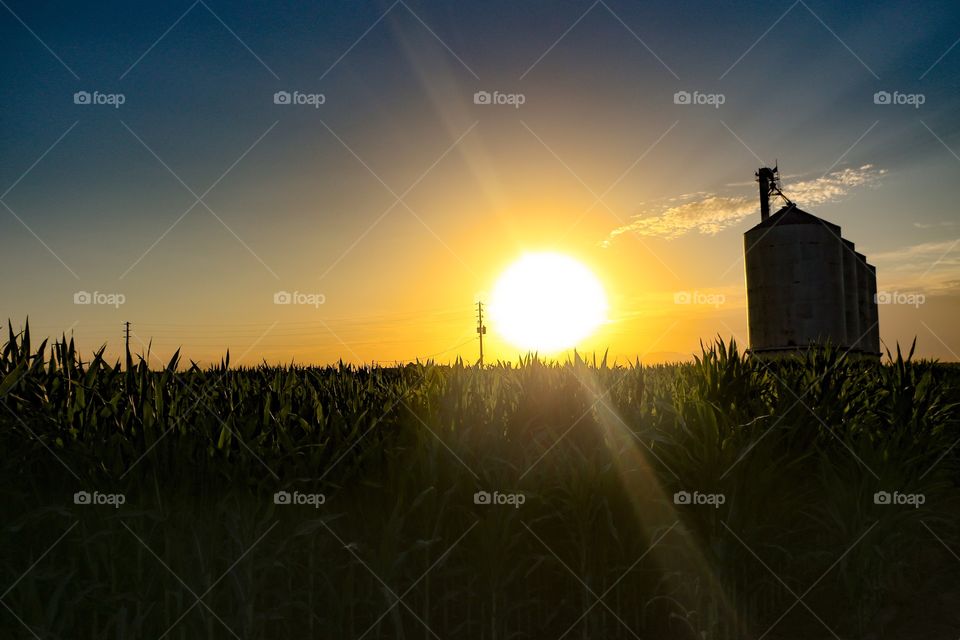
2,321 -> 959,639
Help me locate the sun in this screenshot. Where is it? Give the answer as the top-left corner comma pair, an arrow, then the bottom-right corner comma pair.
489,252 -> 608,353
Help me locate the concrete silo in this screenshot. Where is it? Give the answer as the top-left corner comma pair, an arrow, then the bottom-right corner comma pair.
865,263 -> 880,353
841,240 -> 861,348
854,252 -> 870,351
744,167 -> 880,356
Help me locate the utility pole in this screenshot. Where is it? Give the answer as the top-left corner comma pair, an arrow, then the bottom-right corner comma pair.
476,301 -> 486,366
123,321 -> 131,369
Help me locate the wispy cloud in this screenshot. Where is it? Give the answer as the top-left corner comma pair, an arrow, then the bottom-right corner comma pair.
603,165 -> 886,244
872,239 -> 960,264
872,238 -> 960,295
788,165 -> 885,206
913,221 -> 957,229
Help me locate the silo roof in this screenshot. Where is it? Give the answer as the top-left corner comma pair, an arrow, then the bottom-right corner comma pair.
749,205 -> 841,233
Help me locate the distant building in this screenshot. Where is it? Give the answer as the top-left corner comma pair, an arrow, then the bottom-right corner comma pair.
744,167 -> 880,356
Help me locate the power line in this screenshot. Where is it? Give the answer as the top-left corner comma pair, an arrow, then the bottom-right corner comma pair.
126,305 -> 471,328
20,304 -> 488,364
423,337 -> 477,360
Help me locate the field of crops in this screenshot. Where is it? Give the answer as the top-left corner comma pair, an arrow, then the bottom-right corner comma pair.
2,322 -> 959,639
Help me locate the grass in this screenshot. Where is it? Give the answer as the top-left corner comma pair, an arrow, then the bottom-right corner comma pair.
2,321 -> 959,639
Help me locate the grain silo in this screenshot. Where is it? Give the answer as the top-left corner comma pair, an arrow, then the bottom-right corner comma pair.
744,166 -> 880,356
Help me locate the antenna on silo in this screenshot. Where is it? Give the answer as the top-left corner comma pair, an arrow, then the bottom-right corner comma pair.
756,163 -> 792,221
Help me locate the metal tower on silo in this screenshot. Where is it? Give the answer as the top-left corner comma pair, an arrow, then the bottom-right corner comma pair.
744,166 -> 880,356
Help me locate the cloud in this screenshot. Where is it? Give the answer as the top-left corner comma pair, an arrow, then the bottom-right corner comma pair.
604,195 -> 755,243
603,165 -> 886,243
787,165 -> 886,206
871,238 -> 960,295
872,239 -> 960,264
913,221 -> 957,229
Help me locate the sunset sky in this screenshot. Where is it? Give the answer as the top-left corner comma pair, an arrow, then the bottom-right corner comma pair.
2,0 -> 959,364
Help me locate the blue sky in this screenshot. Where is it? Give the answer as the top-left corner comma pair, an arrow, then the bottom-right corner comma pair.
1,0 -> 959,363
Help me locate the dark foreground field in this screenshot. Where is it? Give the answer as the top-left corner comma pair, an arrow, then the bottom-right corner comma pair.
2,325 -> 959,639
